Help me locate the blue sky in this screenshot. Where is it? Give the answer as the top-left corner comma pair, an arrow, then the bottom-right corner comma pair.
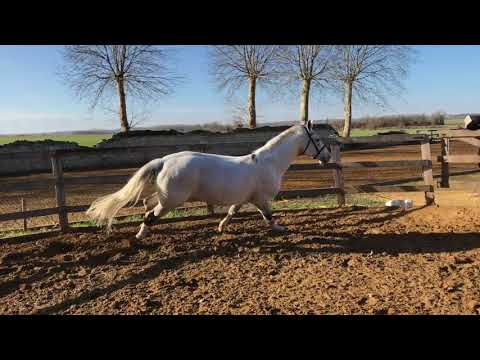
0,45 -> 479,134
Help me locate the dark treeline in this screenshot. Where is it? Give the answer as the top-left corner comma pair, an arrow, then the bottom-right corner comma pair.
325,112 -> 446,132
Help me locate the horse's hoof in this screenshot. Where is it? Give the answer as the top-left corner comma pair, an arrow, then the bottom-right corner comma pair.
136,222 -> 151,239
218,220 -> 228,233
135,232 -> 143,240
272,224 -> 286,232
127,238 -> 139,248
135,232 -> 149,240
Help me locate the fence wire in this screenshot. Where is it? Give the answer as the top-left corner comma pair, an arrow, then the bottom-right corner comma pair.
3,139 -> 480,235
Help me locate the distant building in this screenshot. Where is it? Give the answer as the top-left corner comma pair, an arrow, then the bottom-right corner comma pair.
464,114 -> 480,130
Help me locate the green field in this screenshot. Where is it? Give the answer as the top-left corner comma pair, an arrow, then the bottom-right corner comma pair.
349,125 -> 460,137
347,117 -> 464,137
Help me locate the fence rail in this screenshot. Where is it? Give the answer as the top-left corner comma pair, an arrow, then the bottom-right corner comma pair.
439,155 -> 480,164
0,133 -> 435,234
438,129 -> 480,138
0,160 -> 432,191
438,129 -> 480,189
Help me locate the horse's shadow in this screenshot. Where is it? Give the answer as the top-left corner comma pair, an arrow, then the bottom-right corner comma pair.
136,204 -> 480,259
32,229 -> 480,315
256,232 -> 480,256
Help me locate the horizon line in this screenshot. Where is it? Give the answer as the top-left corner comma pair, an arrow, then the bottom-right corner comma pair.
0,112 -> 468,136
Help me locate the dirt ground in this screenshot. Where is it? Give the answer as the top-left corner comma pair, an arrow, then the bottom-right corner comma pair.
1,205 -> 480,315
2,140 -> 480,231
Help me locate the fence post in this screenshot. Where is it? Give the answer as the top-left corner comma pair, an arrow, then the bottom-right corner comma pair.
21,198 -> 27,231
440,137 -> 449,188
331,143 -> 345,207
51,154 -> 69,232
477,139 -> 480,169
420,140 -> 435,205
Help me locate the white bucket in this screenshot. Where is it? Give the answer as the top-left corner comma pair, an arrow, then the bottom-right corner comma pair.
404,199 -> 413,209
385,199 -> 413,210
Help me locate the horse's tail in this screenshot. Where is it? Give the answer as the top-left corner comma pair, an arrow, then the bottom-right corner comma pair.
86,159 -> 163,232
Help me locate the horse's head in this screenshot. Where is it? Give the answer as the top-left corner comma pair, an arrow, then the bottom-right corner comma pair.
300,120 -> 332,165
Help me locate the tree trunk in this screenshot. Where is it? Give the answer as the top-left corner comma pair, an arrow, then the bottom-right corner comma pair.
342,80 -> 353,138
300,79 -> 311,124
247,77 -> 257,129
117,77 -> 129,133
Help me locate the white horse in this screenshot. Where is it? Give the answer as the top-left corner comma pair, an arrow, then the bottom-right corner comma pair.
86,120 -> 332,240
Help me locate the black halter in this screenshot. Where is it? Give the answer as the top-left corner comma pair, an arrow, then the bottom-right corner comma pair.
301,125 -> 329,160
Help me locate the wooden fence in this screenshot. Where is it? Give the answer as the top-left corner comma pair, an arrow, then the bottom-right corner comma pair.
0,134 -> 434,234
437,129 -> 480,189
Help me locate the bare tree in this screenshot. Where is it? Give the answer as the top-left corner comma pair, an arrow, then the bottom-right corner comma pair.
209,45 -> 278,128
101,96 -> 153,130
331,45 -> 415,137
274,45 -> 335,124
226,95 -> 265,129
60,45 -> 179,133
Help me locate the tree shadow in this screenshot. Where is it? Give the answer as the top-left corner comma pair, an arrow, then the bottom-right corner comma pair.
290,206 -> 428,237
147,206 -> 387,233
0,246 -> 136,298
279,207 -> 400,229
351,205 -> 428,226
1,235 -> 122,266
33,245 -> 222,315
257,231 -> 480,256
9,203 -> 478,314
31,228 -> 480,315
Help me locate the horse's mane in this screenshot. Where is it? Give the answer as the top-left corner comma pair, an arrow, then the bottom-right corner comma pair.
256,124 -> 303,154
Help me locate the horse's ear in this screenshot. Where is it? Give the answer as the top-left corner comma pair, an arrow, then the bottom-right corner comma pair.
306,120 -> 313,131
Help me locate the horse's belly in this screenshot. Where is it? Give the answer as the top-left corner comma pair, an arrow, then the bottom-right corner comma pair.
190,171 -> 254,205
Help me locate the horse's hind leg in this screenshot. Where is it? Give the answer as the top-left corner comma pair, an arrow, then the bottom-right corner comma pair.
143,192 -> 159,212
206,204 -> 215,215
136,203 -> 170,240
254,201 -> 286,232
218,204 -> 242,233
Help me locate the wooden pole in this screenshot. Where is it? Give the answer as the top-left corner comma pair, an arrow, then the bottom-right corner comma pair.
331,144 -> 345,207
477,139 -> 480,169
21,198 -> 27,231
440,137 -> 450,188
421,140 -> 435,205
51,155 -> 69,232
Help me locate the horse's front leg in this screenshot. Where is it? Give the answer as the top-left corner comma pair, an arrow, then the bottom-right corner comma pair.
218,204 -> 242,233
254,201 -> 286,232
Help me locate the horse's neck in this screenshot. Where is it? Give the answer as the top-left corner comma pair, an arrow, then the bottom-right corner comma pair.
256,135 -> 301,175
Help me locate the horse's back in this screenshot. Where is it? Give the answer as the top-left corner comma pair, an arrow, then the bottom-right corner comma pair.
158,151 -> 257,205
163,151 -> 252,170
164,151 -> 246,162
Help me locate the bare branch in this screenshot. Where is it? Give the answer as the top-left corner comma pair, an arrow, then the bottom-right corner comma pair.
330,45 -> 416,136
209,45 -> 279,128
272,45 -> 336,122
59,45 -> 181,132
273,45 -> 335,86
331,45 -> 415,106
